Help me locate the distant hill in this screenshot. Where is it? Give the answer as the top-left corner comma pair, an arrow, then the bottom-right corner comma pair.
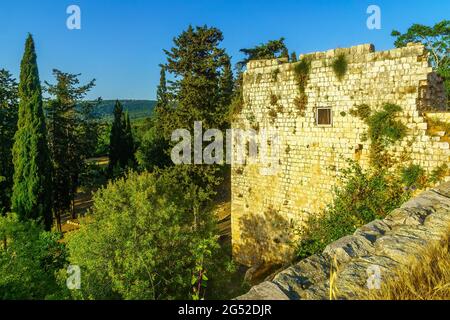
93,100 -> 156,121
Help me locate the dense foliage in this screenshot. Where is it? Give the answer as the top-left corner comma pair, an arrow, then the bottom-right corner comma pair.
66,171 -> 220,300
45,70 -> 100,225
0,213 -> 66,299
0,69 -> 18,214
350,103 -> 407,168
295,160 -> 412,260
237,38 -> 289,70
108,100 -> 136,174
11,35 -> 53,230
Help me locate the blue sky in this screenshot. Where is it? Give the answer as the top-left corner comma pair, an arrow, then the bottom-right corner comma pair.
0,0 -> 448,100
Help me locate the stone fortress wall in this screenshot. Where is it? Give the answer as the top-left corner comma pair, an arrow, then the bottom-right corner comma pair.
231,43 -> 450,266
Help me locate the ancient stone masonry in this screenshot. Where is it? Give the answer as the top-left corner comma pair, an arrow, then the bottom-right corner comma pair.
231,43 -> 450,266
237,182 -> 450,300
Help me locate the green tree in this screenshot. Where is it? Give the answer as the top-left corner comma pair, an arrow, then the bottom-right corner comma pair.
108,100 -> 135,174
155,65 -> 169,115
11,34 -> 52,230
0,70 -> 18,214
0,213 -> 67,299
290,51 -> 298,62
66,171 -> 219,300
123,111 -> 136,165
154,25 -> 234,205
137,66 -> 172,171
161,25 -> 233,133
237,37 -> 289,70
218,55 -> 234,124
136,116 -> 172,171
392,20 -> 450,106
45,69 -> 97,226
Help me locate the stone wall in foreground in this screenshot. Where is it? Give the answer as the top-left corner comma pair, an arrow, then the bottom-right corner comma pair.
237,182 -> 450,300
231,43 -> 449,266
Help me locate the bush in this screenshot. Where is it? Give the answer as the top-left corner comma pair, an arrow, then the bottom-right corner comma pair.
295,160 -> 411,260
66,170 -> 223,300
366,104 -> 407,146
332,54 -> 348,80
0,213 -> 67,299
293,58 -> 311,93
136,124 -> 171,172
401,164 -> 426,188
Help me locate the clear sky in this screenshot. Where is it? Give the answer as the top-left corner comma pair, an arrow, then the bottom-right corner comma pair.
0,0 -> 448,100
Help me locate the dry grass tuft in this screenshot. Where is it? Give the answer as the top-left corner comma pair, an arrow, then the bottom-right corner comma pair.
360,230 -> 450,300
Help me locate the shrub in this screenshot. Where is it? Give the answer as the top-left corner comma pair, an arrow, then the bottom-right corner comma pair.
401,164 -> 426,188
295,160 -> 411,260
0,213 -> 67,299
293,58 -> 311,93
430,163 -> 449,183
293,95 -> 307,116
332,54 -> 348,80
350,103 -> 407,167
66,171 -> 224,300
367,104 -> 407,146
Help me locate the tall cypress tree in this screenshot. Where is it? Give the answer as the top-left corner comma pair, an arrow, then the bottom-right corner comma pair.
123,111 -> 136,166
137,66 -> 172,171
109,100 -> 125,173
12,34 -> 52,230
108,100 -> 135,174
155,65 -> 169,114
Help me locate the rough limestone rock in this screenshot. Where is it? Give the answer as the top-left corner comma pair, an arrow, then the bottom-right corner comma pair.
236,182 -> 450,300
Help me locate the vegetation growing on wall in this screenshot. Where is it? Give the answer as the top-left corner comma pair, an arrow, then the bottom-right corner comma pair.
332,53 -> 348,81
350,103 -> 407,168
295,159 -> 412,260
292,58 -> 311,115
270,93 -> 278,106
295,103 -> 445,261
426,117 -> 450,143
271,68 -> 280,82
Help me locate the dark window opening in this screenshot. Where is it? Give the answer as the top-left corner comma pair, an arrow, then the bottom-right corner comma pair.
316,108 -> 332,126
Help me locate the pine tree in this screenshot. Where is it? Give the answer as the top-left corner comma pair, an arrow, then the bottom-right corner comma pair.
11,34 -> 52,230
45,69 -> 96,226
237,37 -> 289,70
162,25 -> 233,134
157,25 -> 234,204
0,69 -> 18,214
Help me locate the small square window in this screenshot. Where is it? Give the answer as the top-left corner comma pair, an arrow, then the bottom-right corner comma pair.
316,108 -> 332,126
